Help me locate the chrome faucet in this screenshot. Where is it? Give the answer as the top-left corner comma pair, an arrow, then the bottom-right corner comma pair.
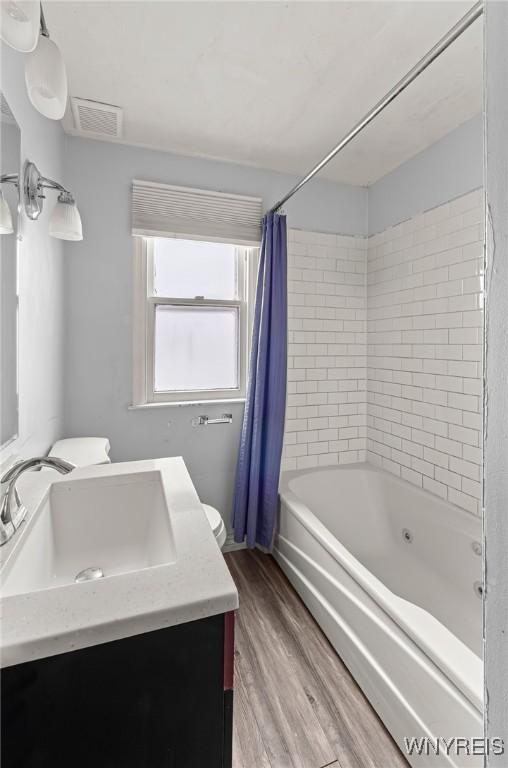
0,457 -> 76,546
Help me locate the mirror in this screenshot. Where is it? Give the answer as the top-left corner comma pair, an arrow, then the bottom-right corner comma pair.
0,92 -> 20,448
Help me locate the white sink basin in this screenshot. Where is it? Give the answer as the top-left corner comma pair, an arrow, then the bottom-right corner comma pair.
1,469 -> 176,598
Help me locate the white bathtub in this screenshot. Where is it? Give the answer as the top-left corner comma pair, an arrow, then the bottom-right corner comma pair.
274,463 -> 483,768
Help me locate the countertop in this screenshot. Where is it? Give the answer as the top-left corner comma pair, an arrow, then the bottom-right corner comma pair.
0,457 -> 239,667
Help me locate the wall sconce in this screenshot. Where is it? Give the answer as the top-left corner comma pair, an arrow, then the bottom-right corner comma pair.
24,5 -> 67,120
0,190 -> 14,234
1,2 -> 67,121
0,1 -> 40,53
0,160 -> 83,241
0,177 -> 17,234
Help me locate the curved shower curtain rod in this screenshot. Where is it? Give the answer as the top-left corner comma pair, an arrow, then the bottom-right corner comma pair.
268,1 -> 483,215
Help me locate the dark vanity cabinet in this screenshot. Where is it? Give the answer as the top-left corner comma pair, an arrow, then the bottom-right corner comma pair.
1,611 -> 235,768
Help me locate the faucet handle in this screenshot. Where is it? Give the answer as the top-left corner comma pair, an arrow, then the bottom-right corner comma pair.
1,459 -> 28,485
0,456 -> 76,485
0,456 -> 75,546
43,457 -> 76,473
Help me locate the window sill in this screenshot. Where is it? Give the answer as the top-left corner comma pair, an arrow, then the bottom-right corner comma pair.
128,398 -> 246,410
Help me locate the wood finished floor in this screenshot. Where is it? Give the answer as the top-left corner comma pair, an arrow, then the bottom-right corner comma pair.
225,550 -> 408,768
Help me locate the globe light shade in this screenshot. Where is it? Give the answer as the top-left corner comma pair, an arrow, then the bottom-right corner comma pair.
0,1 -> 40,52
24,35 -> 68,120
49,199 -> 83,241
0,191 -> 14,235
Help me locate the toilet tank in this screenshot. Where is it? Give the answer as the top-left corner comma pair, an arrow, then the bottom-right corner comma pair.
48,438 -> 111,468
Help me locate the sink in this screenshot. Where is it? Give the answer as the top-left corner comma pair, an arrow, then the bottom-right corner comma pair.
0,457 -> 238,669
1,469 -> 176,598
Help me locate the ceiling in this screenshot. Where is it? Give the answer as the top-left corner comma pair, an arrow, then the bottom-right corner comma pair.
46,1 -> 483,187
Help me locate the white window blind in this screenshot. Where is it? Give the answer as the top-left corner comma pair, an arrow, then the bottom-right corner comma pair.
132,180 -> 262,245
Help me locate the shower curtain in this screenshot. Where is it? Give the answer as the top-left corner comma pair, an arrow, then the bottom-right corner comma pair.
232,212 -> 287,549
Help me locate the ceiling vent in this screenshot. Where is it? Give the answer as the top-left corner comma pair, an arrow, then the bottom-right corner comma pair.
71,97 -> 123,138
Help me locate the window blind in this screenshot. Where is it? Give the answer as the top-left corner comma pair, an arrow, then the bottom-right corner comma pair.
132,180 -> 262,244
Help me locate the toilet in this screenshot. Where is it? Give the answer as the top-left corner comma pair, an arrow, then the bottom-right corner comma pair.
49,437 -> 227,550
202,503 -> 227,550
49,437 -> 112,467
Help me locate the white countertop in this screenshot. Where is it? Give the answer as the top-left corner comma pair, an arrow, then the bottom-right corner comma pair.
0,458 -> 238,668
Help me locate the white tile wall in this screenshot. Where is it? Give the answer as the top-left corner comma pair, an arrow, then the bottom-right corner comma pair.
282,228 -> 368,471
366,190 -> 484,516
281,191 -> 484,517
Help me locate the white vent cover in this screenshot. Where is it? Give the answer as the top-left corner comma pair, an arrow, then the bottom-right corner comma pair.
132,180 -> 262,245
71,97 -> 123,138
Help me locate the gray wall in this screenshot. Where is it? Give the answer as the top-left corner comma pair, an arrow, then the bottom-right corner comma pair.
484,1 -> 508,761
368,115 -> 483,234
62,136 -> 367,525
0,43 -> 66,463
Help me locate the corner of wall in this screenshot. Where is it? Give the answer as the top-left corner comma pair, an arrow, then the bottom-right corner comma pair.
1,41 -> 66,461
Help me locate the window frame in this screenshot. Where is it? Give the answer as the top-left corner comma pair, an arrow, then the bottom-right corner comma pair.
133,236 -> 257,406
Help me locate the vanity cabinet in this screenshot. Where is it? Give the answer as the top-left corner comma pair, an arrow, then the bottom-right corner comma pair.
1,611 -> 235,768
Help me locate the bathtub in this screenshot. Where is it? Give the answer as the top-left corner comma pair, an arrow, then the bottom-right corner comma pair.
274,463 -> 483,768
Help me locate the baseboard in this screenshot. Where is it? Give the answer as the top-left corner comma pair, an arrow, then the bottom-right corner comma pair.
222,533 -> 246,553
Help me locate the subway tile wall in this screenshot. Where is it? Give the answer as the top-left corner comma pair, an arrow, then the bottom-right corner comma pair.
366,190 -> 484,516
281,190 -> 483,517
282,229 -> 368,471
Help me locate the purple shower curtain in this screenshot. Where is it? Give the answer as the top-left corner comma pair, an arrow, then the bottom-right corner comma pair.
232,212 -> 287,549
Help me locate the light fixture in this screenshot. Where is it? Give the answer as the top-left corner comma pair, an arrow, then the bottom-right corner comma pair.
22,160 -> 82,241
24,4 -> 67,120
0,1 -> 40,53
48,192 -> 82,241
0,190 -> 14,235
0,174 -> 19,235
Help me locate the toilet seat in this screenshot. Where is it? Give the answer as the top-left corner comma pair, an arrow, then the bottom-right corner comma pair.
202,504 -> 227,549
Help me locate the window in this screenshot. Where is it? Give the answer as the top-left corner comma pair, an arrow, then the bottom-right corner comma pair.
133,236 -> 257,405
